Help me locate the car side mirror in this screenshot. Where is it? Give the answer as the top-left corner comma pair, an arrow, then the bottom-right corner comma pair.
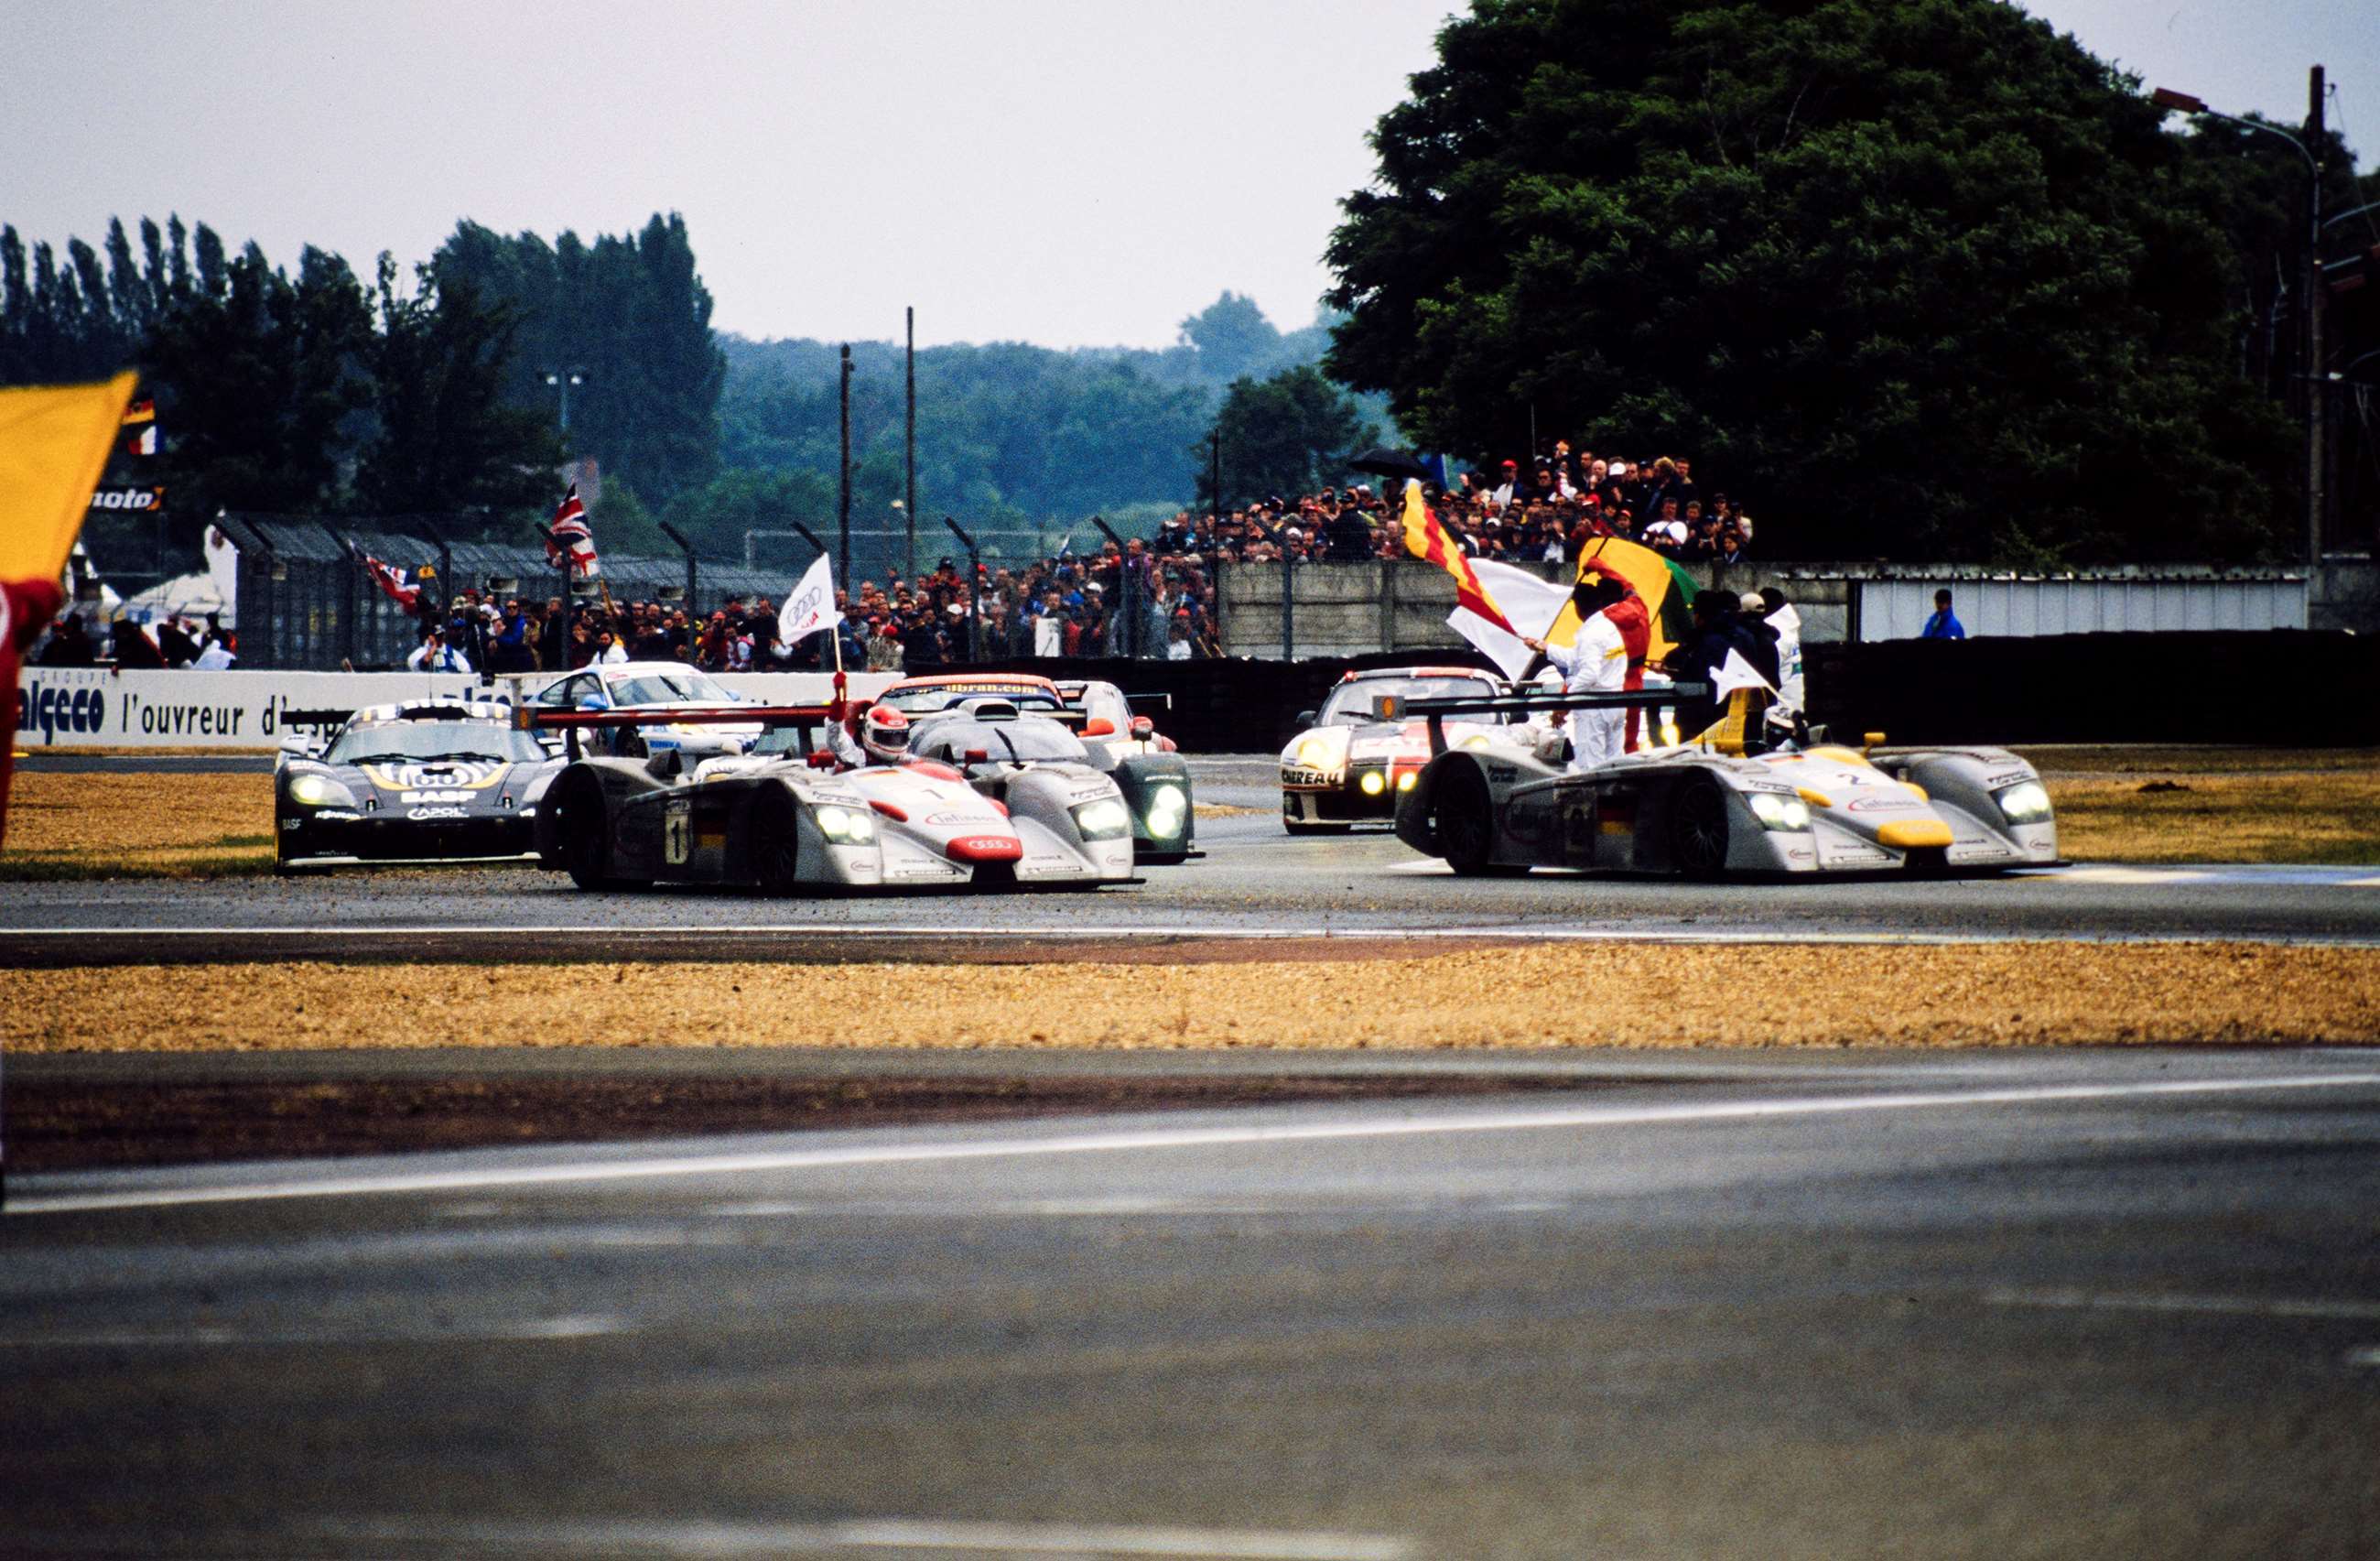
576,695 -> 611,711
1294,710 -> 1317,727
964,747 -> 991,764
806,750 -> 837,768
278,736 -> 317,758
1130,716 -> 1154,739
1080,718 -> 1116,737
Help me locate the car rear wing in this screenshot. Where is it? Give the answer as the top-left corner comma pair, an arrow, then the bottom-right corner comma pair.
1379,685 -> 1712,758
279,708 -> 359,732
513,702 -> 838,758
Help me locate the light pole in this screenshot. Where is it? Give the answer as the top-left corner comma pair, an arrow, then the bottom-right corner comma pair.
2153,74 -> 2325,563
541,368 -> 588,434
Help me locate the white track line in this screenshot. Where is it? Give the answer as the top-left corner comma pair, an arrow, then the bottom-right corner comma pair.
13,1072 -> 2378,1217
0,1314 -> 633,1349
6,922 -> 2372,948
1985,1288 -> 2380,1322
306,1517 -> 1414,1559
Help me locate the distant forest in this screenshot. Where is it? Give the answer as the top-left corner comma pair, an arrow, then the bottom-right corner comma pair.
0,210 -> 1380,580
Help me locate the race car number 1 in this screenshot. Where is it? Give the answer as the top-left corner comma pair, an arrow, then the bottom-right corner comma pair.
664,800 -> 692,865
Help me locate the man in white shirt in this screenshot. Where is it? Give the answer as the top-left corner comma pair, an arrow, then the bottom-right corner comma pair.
1524,578 -> 1630,773
406,627 -> 471,673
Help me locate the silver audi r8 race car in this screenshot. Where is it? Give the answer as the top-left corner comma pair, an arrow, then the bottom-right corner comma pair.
882,672 -> 1197,862
529,701 -> 1137,893
275,699 -> 562,871
1390,685 -> 2059,878
1278,665 -> 1514,834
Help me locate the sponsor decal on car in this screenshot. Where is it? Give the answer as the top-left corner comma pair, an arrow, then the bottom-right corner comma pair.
399,789 -> 475,805
406,806 -> 469,820
1846,797 -> 1917,812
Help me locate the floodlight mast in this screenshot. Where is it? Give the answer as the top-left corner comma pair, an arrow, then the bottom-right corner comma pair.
2152,72 -> 2327,564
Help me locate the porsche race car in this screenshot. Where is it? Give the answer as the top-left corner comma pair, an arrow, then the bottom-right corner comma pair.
530,700 -> 1137,893
1391,684 -> 2059,878
1278,666 -> 1517,834
882,672 -> 1196,862
275,699 -> 561,871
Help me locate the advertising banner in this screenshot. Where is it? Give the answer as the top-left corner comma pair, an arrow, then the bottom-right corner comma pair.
13,667 -> 899,751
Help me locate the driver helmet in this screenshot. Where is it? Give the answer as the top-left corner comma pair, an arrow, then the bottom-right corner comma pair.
860,705 -> 910,764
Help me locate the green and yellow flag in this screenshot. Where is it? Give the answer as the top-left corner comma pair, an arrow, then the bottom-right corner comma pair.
1559,535 -> 1698,663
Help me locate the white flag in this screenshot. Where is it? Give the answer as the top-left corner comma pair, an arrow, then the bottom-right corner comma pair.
779,553 -> 837,645
1445,557 -> 1577,680
1710,646 -> 1776,699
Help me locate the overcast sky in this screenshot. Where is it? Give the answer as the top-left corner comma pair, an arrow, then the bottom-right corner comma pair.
10,0 -> 2375,351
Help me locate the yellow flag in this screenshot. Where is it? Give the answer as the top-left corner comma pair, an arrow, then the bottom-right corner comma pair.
0,371 -> 139,580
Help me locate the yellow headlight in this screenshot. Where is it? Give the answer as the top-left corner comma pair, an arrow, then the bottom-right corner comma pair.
1358,771 -> 1387,796
1397,772 -> 1417,791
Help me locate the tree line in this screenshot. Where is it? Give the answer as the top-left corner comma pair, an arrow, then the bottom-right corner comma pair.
1323,0 -> 2380,564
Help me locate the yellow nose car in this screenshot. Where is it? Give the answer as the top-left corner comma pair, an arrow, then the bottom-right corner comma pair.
1394,686 -> 2058,879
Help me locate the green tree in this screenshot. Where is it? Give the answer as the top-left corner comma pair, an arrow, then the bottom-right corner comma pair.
354,257 -> 562,515
431,212 -> 725,507
139,236 -> 375,526
1324,0 -> 2312,563
1195,364 -> 1379,509
1178,290 -> 1285,383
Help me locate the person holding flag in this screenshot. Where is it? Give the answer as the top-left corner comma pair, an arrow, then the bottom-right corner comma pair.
1523,574 -> 1631,773
545,482 -> 599,577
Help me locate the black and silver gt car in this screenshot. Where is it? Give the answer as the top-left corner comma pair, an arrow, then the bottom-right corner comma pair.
275,699 -> 562,871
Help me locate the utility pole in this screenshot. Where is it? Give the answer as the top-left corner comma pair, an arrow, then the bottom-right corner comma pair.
838,343 -> 853,592
905,307 -> 918,577
2307,64 -> 2328,565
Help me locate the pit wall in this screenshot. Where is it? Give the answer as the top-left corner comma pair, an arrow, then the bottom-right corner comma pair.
11,668 -> 899,752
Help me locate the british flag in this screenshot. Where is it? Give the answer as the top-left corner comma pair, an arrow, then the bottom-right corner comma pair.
352,544 -> 423,611
545,482 -> 600,577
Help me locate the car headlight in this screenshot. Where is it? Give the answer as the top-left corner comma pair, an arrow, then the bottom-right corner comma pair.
1746,791 -> 1812,831
287,773 -> 355,808
1072,797 -> 1132,840
1460,733 -> 1491,751
1294,736 -> 1336,769
815,805 -> 876,844
1358,769 -> 1387,797
1396,771 -> 1417,791
1658,720 -> 1682,747
1994,780 -> 2053,824
1145,783 -> 1187,837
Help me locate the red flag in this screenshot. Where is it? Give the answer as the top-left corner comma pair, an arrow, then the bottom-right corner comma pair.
544,482 -> 599,577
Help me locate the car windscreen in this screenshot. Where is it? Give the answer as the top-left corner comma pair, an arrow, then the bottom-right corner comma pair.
750,722 -> 834,756
918,718 -> 1086,764
882,685 -> 1065,715
608,670 -> 733,706
1319,677 -> 1500,723
328,722 -> 548,764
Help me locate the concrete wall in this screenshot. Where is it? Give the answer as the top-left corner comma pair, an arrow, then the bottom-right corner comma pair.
1223,557 -> 2375,656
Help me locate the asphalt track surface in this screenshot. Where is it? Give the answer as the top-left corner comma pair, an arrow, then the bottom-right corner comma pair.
6,1048 -> 2380,1558
8,754 -> 2380,957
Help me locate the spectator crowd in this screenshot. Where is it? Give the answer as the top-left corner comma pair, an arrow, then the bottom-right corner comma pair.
31,442 -> 1751,673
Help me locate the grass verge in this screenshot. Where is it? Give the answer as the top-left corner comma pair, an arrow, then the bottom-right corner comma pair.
1,772 -> 274,881
11,942 -> 2379,1052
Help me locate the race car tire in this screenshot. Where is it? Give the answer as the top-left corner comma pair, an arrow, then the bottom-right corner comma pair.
1433,758 -> 1520,877
752,792 -> 802,896
1669,775 -> 1732,880
555,772 -> 648,892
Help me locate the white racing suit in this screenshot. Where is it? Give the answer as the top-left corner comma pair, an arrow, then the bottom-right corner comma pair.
827,718 -> 868,769
1763,602 -> 1805,740
1544,609 -> 1628,773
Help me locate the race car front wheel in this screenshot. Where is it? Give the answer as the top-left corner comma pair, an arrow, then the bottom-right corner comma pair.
1669,775 -> 1732,879
1433,759 -> 1518,877
752,793 -> 801,896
